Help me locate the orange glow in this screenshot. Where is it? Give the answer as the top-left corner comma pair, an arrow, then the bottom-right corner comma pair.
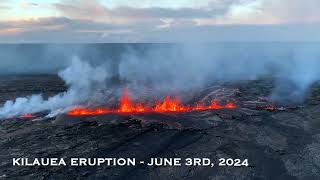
263,105 -> 277,112
0,28 -> 22,35
154,96 -> 189,112
118,88 -> 136,113
67,89 -> 237,116
21,114 -> 34,118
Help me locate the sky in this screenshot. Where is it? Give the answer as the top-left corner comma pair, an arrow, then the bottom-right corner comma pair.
0,0 -> 319,42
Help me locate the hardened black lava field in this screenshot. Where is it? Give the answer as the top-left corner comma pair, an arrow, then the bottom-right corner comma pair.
0,75 -> 320,180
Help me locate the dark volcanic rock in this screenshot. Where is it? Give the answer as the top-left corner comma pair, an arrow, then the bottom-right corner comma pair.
1,75 -> 320,180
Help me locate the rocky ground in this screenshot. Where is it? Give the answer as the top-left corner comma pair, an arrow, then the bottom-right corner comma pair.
0,75 -> 319,180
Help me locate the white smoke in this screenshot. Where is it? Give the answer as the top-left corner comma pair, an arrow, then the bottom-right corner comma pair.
0,57 -> 109,118
119,44 -> 320,103
0,44 -> 319,119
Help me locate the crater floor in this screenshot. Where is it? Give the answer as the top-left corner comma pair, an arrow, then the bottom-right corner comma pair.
0,75 -> 320,180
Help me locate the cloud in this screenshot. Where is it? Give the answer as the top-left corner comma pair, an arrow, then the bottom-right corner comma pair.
53,0 -> 242,24
0,17 -> 127,31
138,23 -> 320,42
0,0 -> 319,42
214,0 -> 320,24
19,2 -> 39,9
53,0 -> 319,26
259,0 -> 320,23
54,0 -> 106,20
0,16 -> 319,42
0,6 -> 9,10
0,17 -> 157,42
0,0 -> 11,11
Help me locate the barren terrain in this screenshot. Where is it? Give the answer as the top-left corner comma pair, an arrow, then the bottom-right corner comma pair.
0,75 -> 319,180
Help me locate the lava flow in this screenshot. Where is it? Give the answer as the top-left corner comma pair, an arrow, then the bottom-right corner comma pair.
21,114 -> 34,118
68,89 -> 237,116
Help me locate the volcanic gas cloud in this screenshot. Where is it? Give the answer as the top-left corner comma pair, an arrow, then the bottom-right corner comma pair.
68,88 -> 237,116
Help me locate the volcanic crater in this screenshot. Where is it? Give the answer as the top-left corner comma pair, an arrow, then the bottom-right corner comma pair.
1,75 -> 320,180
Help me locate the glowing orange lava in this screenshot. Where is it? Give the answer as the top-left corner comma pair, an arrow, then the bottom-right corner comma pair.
21,114 -> 34,118
68,89 -> 237,116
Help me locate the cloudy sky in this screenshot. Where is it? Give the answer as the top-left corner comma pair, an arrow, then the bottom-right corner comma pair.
0,0 -> 319,42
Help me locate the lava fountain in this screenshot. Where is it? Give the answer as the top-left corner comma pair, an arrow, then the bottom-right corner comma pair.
21,114 -> 34,118
68,88 -> 237,116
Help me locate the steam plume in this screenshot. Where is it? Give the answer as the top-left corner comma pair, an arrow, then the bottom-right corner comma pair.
0,44 -> 319,118
119,44 -> 320,103
0,57 -> 109,118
